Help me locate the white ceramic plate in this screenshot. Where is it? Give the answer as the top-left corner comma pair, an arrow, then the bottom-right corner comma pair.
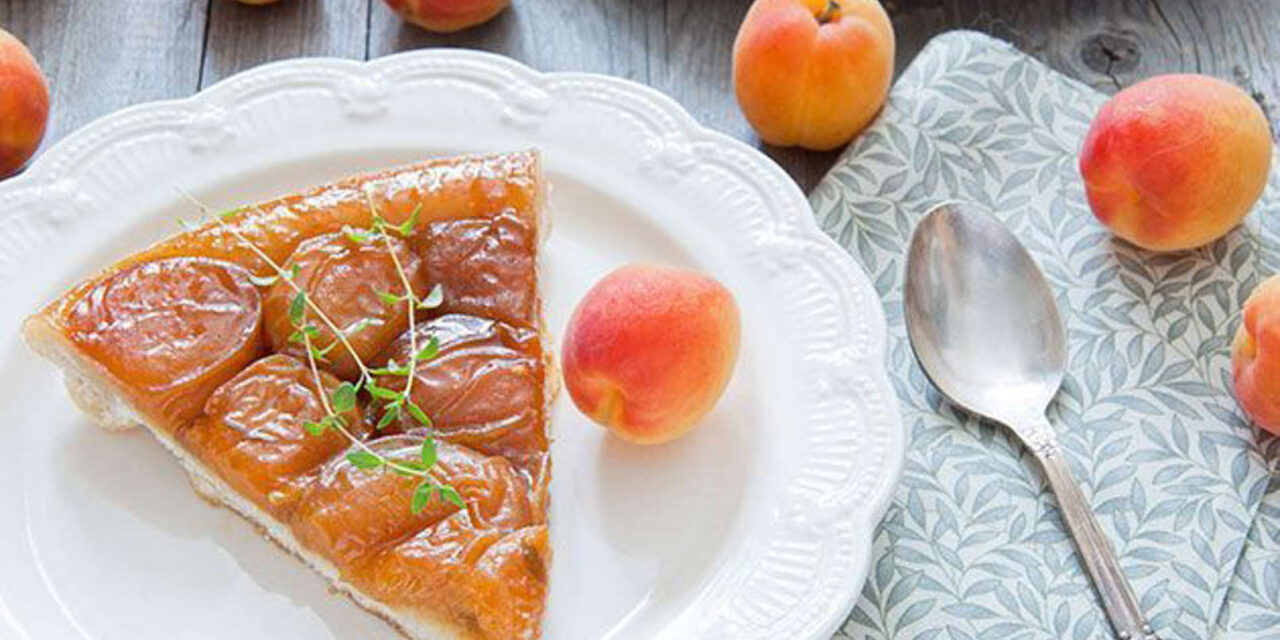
0,50 -> 902,640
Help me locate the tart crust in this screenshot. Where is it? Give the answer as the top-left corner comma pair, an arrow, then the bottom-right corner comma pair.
23,150 -> 553,640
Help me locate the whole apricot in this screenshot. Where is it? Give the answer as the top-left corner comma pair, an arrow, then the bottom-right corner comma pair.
732,0 -> 895,151
382,0 -> 510,33
561,264 -> 740,445
1234,275 -> 1280,434
1079,74 -> 1271,252
0,29 -> 48,177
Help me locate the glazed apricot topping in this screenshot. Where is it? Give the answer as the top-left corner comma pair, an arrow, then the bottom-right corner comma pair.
263,231 -> 427,381
354,519 -> 549,640
417,211 -> 537,328
290,435 -> 534,568
33,153 -> 553,640
179,354 -> 363,518
374,315 -> 547,467
64,257 -> 264,427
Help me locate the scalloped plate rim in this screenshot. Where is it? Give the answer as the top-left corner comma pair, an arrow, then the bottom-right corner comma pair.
0,49 -> 903,640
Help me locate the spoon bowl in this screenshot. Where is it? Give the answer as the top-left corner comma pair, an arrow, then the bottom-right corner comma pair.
904,202 -> 1066,425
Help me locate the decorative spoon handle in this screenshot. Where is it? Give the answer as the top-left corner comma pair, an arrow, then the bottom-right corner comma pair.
1028,417 -> 1158,640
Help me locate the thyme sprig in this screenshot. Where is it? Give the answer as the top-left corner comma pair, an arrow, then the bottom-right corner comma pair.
179,190 -> 461,513
357,189 -> 445,434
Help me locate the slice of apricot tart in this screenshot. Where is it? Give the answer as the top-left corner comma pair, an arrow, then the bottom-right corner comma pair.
23,150 -> 553,640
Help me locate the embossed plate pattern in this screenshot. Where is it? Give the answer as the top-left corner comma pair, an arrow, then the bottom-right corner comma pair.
0,50 -> 902,640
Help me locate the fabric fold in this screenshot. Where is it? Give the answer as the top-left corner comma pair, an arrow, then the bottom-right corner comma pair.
811,30 -> 1280,640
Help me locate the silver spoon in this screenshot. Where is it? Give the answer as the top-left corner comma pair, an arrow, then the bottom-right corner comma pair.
903,202 -> 1157,640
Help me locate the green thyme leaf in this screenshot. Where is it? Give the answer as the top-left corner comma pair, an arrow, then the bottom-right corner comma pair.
288,263 -> 300,281
376,290 -> 402,306
413,336 -> 440,362
288,329 -> 305,344
417,284 -> 444,309
376,404 -> 401,430
303,420 -> 327,436
248,273 -> 279,287
331,382 -> 357,413
343,224 -> 374,244
438,485 -> 464,508
346,450 -> 383,470
288,290 -> 307,325
391,461 -> 428,477
395,205 -> 422,237
177,217 -> 199,231
410,481 -> 434,514
406,400 -> 432,428
216,208 -> 241,220
420,437 -> 437,467
371,359 -> 411,377
308,341 -> 336,362
366,383 -> 400,400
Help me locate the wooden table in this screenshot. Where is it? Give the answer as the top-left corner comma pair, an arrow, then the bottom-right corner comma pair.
4,0 -> 1277,192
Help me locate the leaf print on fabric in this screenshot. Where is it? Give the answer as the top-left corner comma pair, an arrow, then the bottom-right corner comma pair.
816,30 -> 1280,640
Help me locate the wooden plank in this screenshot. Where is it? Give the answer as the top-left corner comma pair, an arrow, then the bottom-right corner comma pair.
888,0 -> 1280,136
201,0 -> 370,87
367,0 -> 1280,192
366,0 -> 838,190
0,0 -> 207,152
366,0 -> 650,78
13,0 -> 1276,192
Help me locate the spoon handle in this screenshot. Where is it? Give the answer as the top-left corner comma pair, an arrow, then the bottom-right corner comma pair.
1032,428 -> 1158,640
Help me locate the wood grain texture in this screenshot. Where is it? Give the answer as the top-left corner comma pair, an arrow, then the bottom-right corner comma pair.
201,0 -> 369,86
366,0 -> 842,190
0,0 -> 206,155
885,0 -> 1280,138
364,0 -> 1280,191
3,0 -> 1278,192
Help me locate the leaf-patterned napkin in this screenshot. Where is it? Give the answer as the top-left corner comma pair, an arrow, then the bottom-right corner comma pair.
810,31 -> 1280,640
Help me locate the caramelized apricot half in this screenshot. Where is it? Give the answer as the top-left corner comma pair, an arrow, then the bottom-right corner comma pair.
291,435 -> 532,567
354,519 -> 549,640
374,315 -> 547,466
416,211 -> 537,329
179,354 -> 362,518
65,257 -> 264,427
263,231 -> 427,380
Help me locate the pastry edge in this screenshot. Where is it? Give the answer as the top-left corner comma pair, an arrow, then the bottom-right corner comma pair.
22,317 -> 508,640
20,149 -> 557,640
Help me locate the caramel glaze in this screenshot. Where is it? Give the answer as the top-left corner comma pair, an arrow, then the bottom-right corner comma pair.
64,256 -> 265,426
416,210 -> 538,329
177,354 -> 364,520
374,315 -> 548,475
51,152 -> 550,640
43,151 -> 541,325
263,231 -> 427,381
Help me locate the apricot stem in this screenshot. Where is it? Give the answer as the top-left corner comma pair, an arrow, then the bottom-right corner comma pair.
816,0 -> 841,24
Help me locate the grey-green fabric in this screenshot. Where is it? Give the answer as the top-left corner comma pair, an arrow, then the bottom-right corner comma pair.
810,30 -> 1280,640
